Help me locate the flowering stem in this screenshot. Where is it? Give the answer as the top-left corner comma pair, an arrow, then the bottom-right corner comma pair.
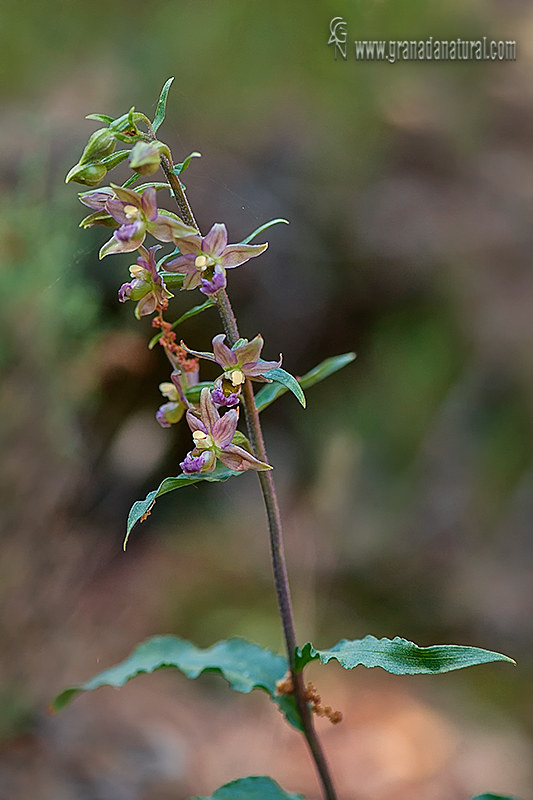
161,162 -> 338,800
215,290 -> 338,800
160,157 -> 199,230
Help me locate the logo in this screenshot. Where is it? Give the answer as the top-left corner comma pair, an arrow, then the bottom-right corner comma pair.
328,17 -> 348,61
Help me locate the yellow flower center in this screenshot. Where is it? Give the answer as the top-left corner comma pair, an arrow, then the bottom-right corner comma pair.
195,255 -> 208,270
124,204 -> 140,219
192,430 -> 213,449
230,369 -> 245,387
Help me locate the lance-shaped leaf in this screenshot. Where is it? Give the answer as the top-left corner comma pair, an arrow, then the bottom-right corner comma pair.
191,776 -> 306,800
469,796 -> 524,800
255,352 -> 356,413
259,365 -> 306,408
294,635 -> 515,674
240,218 -> 289,245
124,463 -> 243,549
152,77 -> 174,133
173,151 -> 202,175
52,635 -> 300,729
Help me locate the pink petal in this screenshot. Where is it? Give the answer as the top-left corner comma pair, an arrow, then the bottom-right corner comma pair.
141,187 -> 158,221
99,229 -> 146,259
219,444 -> 272,472
202,223 -> 227,257
182,272 -> 203,291
219,242 -> 268,269
111,185 -> 143,206
185,410 -> 207,435
244,356 -> 282,376
212,409 -> 239,448
199,387 -> 219,432
164,253 -> 197,273
213,334 -> 238,369
171,234 -> 202,254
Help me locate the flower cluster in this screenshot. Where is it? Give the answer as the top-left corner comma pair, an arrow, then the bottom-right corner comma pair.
180,388 -> 271,474
67,114 -> 273,478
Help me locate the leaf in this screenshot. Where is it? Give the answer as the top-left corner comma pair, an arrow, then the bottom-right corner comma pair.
86,113 -> 114,124
184,381 -> 215,403
148,299 -> 215,349
152,77 -> 174,133
240,218 -> 289,245
51,636 -> 300,729
259,365 -> 306,408
191,776 -> 306,800
101,150 -> 129,170
469,796 -> 524,800
294,635 -> 516,674
173,151 -> 202,175
255,352 -> 355,413
124,463 -> 243,549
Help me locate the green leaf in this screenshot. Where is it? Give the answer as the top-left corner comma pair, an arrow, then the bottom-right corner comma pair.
240,218 -> 289,245
101,150 -> 130,169
259,366 -> 306,408
148,299 -> 215,349
159,272 -> 185,289
122,173 -> 140,188
184,381 -> 215,403
86,113 -> 114,124
255,352 -> 355,413
124,463 -> 243,549
52,636 -> 300,729
470,796 -> 524,800
191,776 -> 306,800
134,181 -> 173,193
152,77 -> 174,133
173,151 -> 202,175
294,635 -> 516,674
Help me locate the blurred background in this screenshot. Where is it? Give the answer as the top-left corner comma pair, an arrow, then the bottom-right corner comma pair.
1,1 -> 532,798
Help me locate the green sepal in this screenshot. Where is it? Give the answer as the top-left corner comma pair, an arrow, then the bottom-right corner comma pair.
79,210 -> 115,228
259,365 -> 306,408
100,150 -> 130,170
191,776 -> 306,800
152,77 -> 174,133
172,151 -> 202,175
148,299 -> 215,349
159,272 -> 185,289
294,635 -> 516,674
86,113 -> 114,124
231,431 -> 252,451
51,635 -> 301,730
124,463 -> 243,548
255,352 -> 355,413
240,218 -> 289,245
184,382 -> 213,403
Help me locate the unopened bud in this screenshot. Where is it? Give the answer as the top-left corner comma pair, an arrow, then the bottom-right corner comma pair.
79,128 -> 115,164
65,161 -> 107,186
129,141 -> 167,176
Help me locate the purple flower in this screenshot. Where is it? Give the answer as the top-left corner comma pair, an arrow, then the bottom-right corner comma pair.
164,222 -> 268,295
211,377 -> 240,408
179,388 -> 272,474
118,245 -> 172,319
99,185 -> 197,259
156,372 -> 187,428
184,333 -> 281,390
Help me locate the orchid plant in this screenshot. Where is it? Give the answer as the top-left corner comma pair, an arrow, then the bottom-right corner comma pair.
54,79 -> 519,800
